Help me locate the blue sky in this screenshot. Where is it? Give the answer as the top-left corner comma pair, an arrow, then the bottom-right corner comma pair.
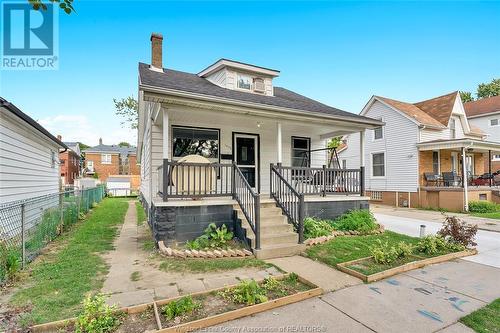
1,0 -> 499,146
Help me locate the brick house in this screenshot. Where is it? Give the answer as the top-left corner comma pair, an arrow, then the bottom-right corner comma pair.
58,137 -> 81,185
83,138 -> 139,182
339,92 -> 500,212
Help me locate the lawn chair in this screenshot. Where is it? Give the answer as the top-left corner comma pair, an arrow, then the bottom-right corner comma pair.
424,172 -> 441,186
442,172 -> 461,187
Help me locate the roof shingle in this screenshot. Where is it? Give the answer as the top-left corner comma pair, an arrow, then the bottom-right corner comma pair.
464,95 -> 500,118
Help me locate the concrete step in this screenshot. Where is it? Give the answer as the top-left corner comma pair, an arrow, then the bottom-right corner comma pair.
254,243 -> 306,259
234,206 -> 283,217
242,221 -> 293,234
247,232 -> 298,248
236,213 -> 288,225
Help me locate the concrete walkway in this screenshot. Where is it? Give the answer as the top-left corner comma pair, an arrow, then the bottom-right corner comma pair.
266,256 -> 362,291
101,201 -> 280,307
374,211 -> 500,268
372,204 -> 500,233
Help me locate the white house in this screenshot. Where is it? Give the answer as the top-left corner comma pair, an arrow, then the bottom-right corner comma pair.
464,96 -> 500,171
137,33 -> 383,258
0,97 -> 67,204
339,92 -> 500,212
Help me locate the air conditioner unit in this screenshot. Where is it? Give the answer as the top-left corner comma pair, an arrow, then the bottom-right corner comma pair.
253,78 -> 265,92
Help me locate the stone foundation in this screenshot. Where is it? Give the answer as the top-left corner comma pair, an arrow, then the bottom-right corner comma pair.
303,199 -> 369,220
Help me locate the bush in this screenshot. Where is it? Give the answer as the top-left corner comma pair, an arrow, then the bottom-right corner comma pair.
438,216 -> 477,247
370,240 -> 399,264
469,201 -> 500,213
75,294 -> 121,333
303,217 -> 334,239
186,223 -> 233,250
395,241 -> 414,258
219,279 -> 268,305
0,244 -> 21,283
417,235 -> 448,255
163,296 -> 200,320
330,210 -> 378,232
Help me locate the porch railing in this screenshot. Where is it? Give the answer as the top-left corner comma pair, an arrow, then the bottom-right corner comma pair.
233,164 -> 260,249
274,165 -> 365,196
270,164 -> 304,243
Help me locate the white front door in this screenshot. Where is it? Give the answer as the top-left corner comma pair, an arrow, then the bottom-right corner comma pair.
234,133 -> 258,189
466,154 -> 475,176
451,152 -> 458,173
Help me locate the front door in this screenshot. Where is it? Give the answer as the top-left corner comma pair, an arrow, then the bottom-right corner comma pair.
234,133 -> 258,189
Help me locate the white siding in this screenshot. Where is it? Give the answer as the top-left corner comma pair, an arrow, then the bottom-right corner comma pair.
140,112 -> 152,205
0,108 -> 60,204
339,101 -> 419,192
205,68 -> 226,88
469,114 -> 500,143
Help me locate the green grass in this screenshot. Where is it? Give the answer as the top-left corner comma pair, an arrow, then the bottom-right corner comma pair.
471,212 -> 500,219
130,271 -> 141,281
136,201 -> 147,226
10,198 -> 129,326
305,231 -> 421,267
460,298 -> 500,333
159,257 -> 271,273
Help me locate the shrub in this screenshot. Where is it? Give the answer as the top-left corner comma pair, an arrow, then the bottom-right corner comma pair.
469,201 -> 500,213
417,235 -> 448,255
370,240 -> 399,264
186,223 -> 233,250
219,279 -> 268,305
395,241 -> 414,258
163,296 -> 201,321
303,217 -> 334,239
0,244 -> 21,283
75,294 -> 121,333
330,210 -> 378,232
438,216 -> 477,247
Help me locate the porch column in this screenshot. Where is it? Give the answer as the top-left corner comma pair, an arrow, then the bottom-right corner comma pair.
360,130 -> 366,196
461,146 -> 469,212
277,122 -> 282,164
162,108 -> 169,159
489,150 -> 492,187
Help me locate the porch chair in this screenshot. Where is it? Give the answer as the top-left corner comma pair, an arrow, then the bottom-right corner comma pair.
442,172 -> 461,187
423,172 -> 441,186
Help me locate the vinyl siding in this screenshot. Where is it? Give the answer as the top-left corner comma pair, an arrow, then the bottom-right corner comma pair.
0,108 -> 60,204
339,101 -> 419,192
468,114 -> 500,143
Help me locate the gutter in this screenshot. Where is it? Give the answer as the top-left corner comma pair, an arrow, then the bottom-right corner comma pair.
139,84 -> 384,128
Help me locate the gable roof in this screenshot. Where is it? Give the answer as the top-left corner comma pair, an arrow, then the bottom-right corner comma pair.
138,63 -> 381,126
464,95 -> 500,118
375,96 -> 445,128
0,97 -> 68,149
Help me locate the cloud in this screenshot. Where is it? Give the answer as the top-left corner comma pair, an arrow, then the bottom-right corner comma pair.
39,114 -> 137,146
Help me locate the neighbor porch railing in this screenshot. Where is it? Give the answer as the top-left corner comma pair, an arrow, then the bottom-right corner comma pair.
273,164 -> 365,196
233,165 -> 260,249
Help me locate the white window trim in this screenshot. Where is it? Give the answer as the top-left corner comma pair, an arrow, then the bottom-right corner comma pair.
235,73 -> 252,91
101,154 -> 112,164
371,151 -> 386,179
372,117 -> 384,141
432,150 -> 441,174
450,118 -> 457,139
492,154 -> 500,162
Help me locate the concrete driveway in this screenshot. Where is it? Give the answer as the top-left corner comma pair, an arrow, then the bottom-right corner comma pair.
374,211 -> 500,268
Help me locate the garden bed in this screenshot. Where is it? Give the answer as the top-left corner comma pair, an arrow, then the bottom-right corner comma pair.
31,273 -> 322,333
337,249 -> 477,282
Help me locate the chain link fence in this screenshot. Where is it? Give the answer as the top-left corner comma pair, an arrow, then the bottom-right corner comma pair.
0,185 -> 106,283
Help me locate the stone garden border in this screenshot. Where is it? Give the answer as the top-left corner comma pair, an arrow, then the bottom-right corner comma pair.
31,273 -> 322,333
158,241 -> 253,259
304,224 -> 385,247
337,248 -> 478,283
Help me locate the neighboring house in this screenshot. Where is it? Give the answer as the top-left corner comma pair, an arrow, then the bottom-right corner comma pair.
107,175 -> 134,196
83,138 -> 139,182
137,33 -> 383,258
464,95 -> 500,172
58,136 -> 81,185
0,97 -> 67,204
339,92 -> 500,212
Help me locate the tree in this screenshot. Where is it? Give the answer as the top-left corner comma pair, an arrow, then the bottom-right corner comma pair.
29,0 -> 75,14
114,96 -> 139,130
118,142 -> 131,147
78,142 -> 90,150
460,91 -> 474,103
327,137 -> 342,149
477,78 -> 500,99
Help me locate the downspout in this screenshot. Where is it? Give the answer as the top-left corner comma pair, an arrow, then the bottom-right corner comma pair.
149,108 -> 154,220
462,142 -> 474,212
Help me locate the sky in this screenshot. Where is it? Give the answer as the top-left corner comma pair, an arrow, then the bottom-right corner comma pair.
1,0 -> 500,147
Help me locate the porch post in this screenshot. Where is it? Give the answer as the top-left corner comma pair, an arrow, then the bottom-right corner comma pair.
359,130 -> 366,196
488,150 -> 492,187
162,108 -> 169,201
277,122 -> 282,164
462,147 -> 469,212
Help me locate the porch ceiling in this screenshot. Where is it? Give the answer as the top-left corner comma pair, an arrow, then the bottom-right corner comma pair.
417,138 -> 500,153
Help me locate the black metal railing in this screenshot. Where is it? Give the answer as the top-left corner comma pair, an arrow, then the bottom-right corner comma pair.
270,164 -> 304,243
274,165 -> 364,196
158,159 -> 233,199
233,164 -> 260,249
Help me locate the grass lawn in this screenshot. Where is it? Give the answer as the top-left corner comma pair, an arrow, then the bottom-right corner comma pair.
10,198 -> 129,326
471,212 -> 500,219
159,257 -> 271,273
305,231 -> 457,275
460,298 -> 500,333
136,201 -> 147,225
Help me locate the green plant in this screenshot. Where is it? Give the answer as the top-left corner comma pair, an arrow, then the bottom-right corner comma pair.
330,210 -> 378,233
75,294 -> 121,333
0,245 -> 21,283
78,212 -> 86,220
219,280 -> 268,305
263,276 -> 287,296
438,216 -> 478,247
370,240 -> 399,264
469,201 -> 500,213
186,223 -> 233,250
395,241 -> 414,258
417,235 -> 448,255
162,296 -> 200,320
303,217 -> 334,239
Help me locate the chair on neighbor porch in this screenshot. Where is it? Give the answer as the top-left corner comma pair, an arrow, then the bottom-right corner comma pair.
442,172 -> 462,187
424,172 -> 442,186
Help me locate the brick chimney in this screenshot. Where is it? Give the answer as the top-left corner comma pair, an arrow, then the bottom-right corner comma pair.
99,138 -> 103,145
57,134 -> 62,141
150,32 -> 163,70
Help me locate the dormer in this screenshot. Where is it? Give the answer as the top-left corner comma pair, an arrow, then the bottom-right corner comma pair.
197,59 -> 280,96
